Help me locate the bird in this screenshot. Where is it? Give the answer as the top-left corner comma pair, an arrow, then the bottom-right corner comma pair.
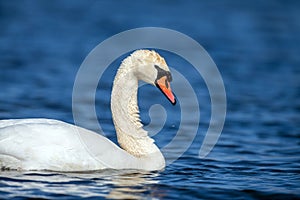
0,50 -> 176,171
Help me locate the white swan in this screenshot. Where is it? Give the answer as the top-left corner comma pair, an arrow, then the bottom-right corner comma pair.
0,50 -> 176,171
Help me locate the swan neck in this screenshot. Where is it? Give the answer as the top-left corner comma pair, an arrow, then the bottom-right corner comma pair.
110,63 -> 161,158
111,66 -> 142,135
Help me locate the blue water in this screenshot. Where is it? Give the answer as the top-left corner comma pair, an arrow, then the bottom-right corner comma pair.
1,0 -> 300,199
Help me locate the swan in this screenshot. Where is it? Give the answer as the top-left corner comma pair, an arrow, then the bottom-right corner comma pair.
0,50 -> 176,171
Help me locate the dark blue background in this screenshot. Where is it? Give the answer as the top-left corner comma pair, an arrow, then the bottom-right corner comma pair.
0,1 -> 299,199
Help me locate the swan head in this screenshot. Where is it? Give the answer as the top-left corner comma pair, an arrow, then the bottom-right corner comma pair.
129,50 -> 176,105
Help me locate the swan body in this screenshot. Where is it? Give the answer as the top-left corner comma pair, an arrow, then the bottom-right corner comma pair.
0,50 -> 176,171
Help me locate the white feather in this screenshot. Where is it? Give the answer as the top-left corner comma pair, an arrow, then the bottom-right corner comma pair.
0,50 -> 171,171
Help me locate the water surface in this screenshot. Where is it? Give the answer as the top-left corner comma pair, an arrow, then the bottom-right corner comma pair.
0,1 -> 299,199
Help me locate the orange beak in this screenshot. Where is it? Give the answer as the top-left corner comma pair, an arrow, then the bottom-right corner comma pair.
155,76 -> 176,105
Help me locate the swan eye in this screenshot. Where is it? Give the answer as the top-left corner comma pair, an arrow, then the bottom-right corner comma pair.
166,72 -> 172,82
154,65 -> 172,82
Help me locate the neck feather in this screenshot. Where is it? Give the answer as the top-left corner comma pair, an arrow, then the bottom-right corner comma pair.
111,63 -> 159,157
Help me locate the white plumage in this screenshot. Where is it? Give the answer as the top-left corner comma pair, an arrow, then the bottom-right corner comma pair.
0,50 -> 175,171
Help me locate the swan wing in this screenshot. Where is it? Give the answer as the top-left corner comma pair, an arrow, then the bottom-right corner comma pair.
0,119 -> 139,171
